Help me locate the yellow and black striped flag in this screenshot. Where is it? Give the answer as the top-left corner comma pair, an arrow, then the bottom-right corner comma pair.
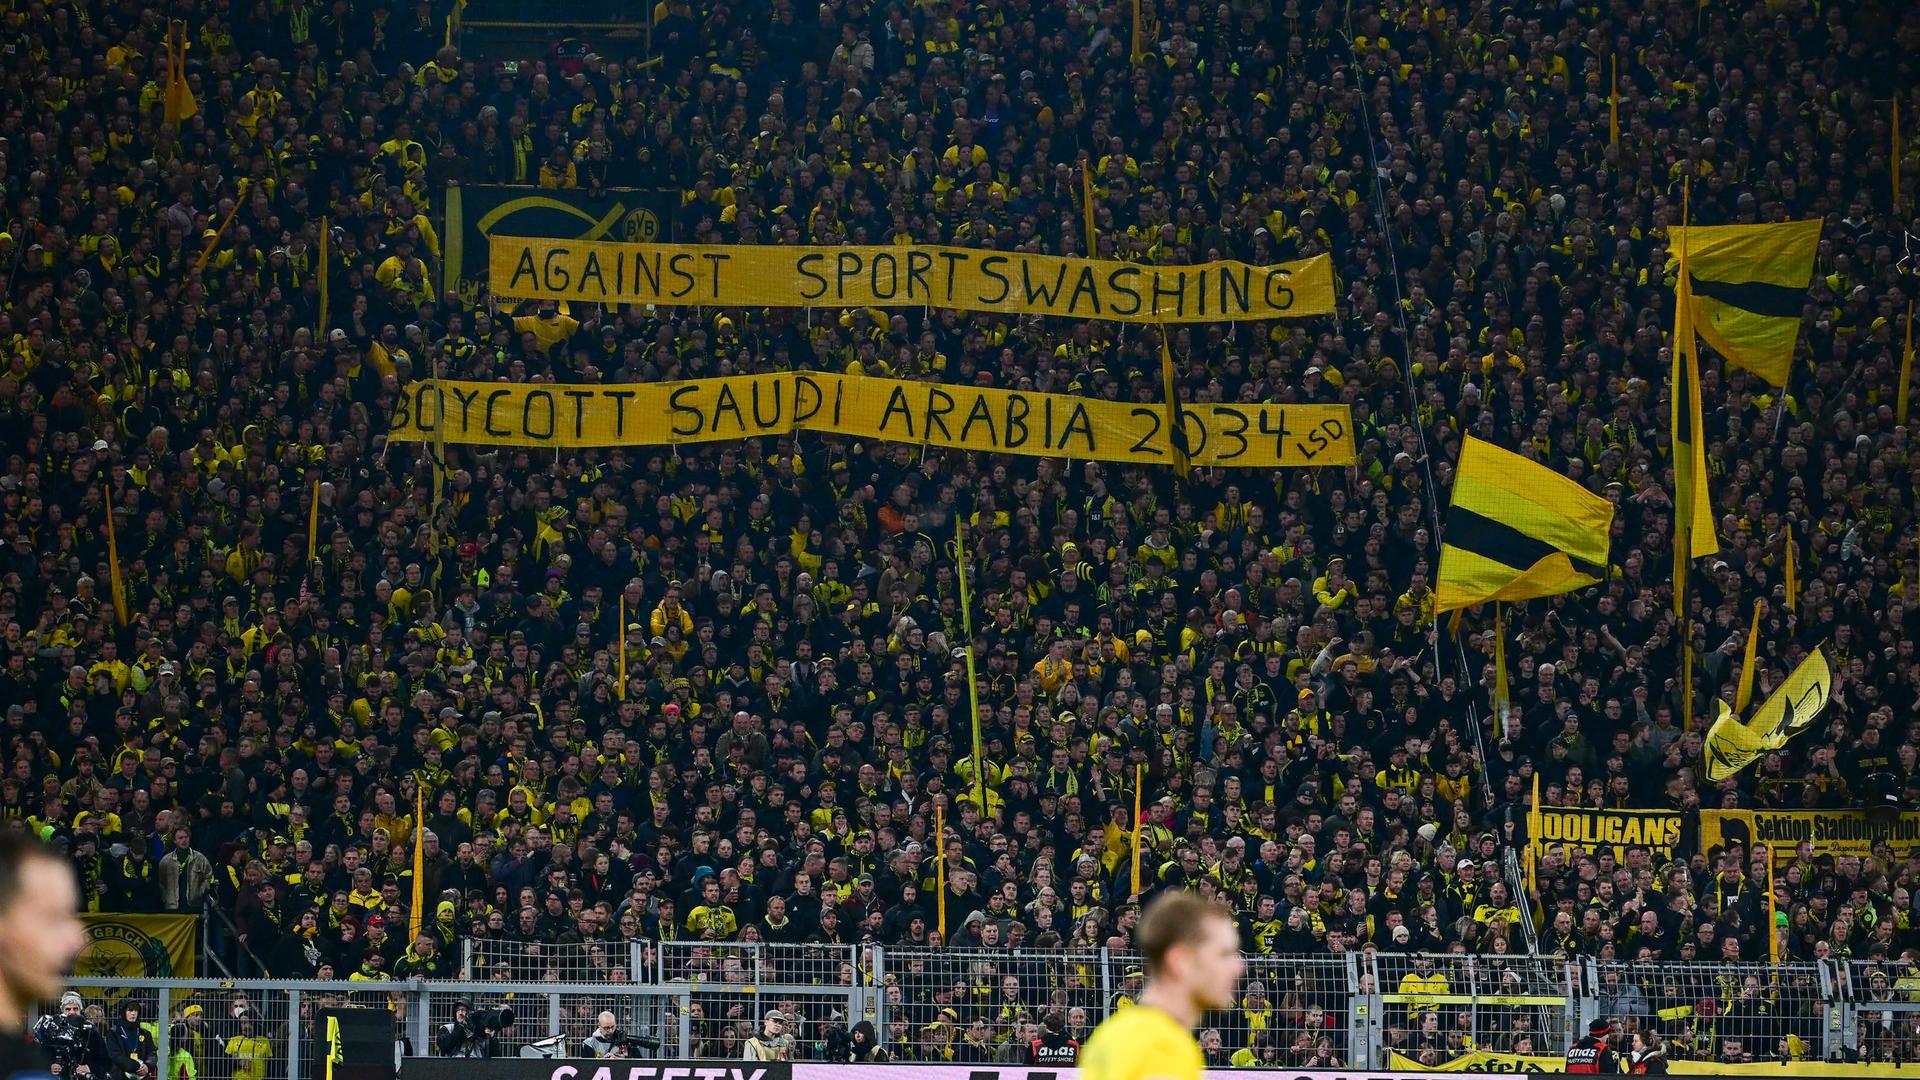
1435,437 -> 1614,613
1671,223 -> 1720,599
1670,220 -> 1820,386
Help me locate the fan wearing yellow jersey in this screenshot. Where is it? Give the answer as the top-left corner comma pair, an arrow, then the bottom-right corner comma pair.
1081,893 -> 1245,1080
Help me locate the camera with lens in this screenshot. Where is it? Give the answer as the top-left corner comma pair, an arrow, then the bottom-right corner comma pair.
35,1013 -> 92,1073
436,1004 -> 516,1058
609,1032 -> 661,1056
467,1007 -> 516,1035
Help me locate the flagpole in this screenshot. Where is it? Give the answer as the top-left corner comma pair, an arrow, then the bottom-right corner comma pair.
1894,96 -> 1903,217
1735,599 -> 1762,713
1898,299 -> 1915,426
196,195 -> 243,270
1160,325 -> 1189,476
1131,762 -> 1145,898
102,484 -> 127,627
1767,852 -> 1780,964
409,784 -> 426,943
1783,522 -> 1798,613
1675,178 -> 1695,732
1609,55 -> 1620,149
307,475 -> 322,564
1081,161 -> 1098,258
1526,772 -> 1540,900
1491,602 -> 1509,740
317,215 -> 331,337
616,595 -> 628,700
954,518 -> 986,819
934,802 -> 947,941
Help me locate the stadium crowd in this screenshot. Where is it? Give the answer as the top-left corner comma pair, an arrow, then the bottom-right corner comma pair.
2,0 -> 1919,1065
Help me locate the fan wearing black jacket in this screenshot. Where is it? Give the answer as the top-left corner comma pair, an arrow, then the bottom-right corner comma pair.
1566,1018 -> 1621,1074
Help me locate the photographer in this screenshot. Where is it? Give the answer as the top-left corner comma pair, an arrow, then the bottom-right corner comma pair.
32,994 -> 109,1079
822,1022 -> 887,1063
582,1013 -> 661,1060
435,1004 -> 514,1059
582,1014 -> 622,1059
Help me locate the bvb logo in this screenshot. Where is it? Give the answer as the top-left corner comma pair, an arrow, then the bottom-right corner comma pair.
79,920 -> 174,1004
617,207 -> 659,243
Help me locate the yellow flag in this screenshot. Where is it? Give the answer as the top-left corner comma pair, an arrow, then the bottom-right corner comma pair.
1899,299 -> 1914,426
1734,599 -> 1763,713
1671,210 -> 1720,614
163,21 -> 199,126
1671,220 -> 1820,386
934,802 -> 947,940
409,785 -> 426,943
1435,437 -> 1613,612
1703,645 -> 1833,781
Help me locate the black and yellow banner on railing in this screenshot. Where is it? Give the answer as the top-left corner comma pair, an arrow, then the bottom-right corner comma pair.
443,185 -> 677,307
1386,1050 -> 1919,1075
487,239 -> 1336,322
389,375 -> 1356,467
1700,808 -> 1920,864
78,914 -> 197,999
1532,806 -> 1684,862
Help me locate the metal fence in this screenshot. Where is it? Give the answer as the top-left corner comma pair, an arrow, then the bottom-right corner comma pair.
1842,960 -> 1920,1064
1367,953 -> 1577,1066
1588,960 -> 1840,1065
463,939 -> 647,983
55,953 -> 1893,1070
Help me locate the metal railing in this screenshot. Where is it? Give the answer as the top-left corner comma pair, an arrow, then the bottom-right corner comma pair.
1587,960 -> 1841,1065
54,952 -> 1890,1070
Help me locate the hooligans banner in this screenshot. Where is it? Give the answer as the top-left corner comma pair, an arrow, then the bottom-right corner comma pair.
444,186 -> 677,307
488,238 -> 1336,323
389,375 -> 1357,468
77,913 -> 197,993
1700,809 -> 1920,865
1531,806 -> 1683,862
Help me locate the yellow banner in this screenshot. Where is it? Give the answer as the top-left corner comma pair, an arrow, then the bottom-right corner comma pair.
389,375 -> 1356,468
1531,806 -> 1683,862
1387,1050 -> 1920,1075
79,914 -> 197,999
1701,808 -> 1920,865
488,240 -> 1335,323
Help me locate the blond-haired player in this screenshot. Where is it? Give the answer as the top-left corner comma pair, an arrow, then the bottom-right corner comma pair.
1081,893 -> 1244,1080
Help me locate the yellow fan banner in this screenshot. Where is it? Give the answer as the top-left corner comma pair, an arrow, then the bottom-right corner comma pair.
389,374 -> 1356,468
79,914 -> 198,995
488,239 -> 1336,323
1700,808 -> 1920,866
1386,1050 -> 1920,1075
